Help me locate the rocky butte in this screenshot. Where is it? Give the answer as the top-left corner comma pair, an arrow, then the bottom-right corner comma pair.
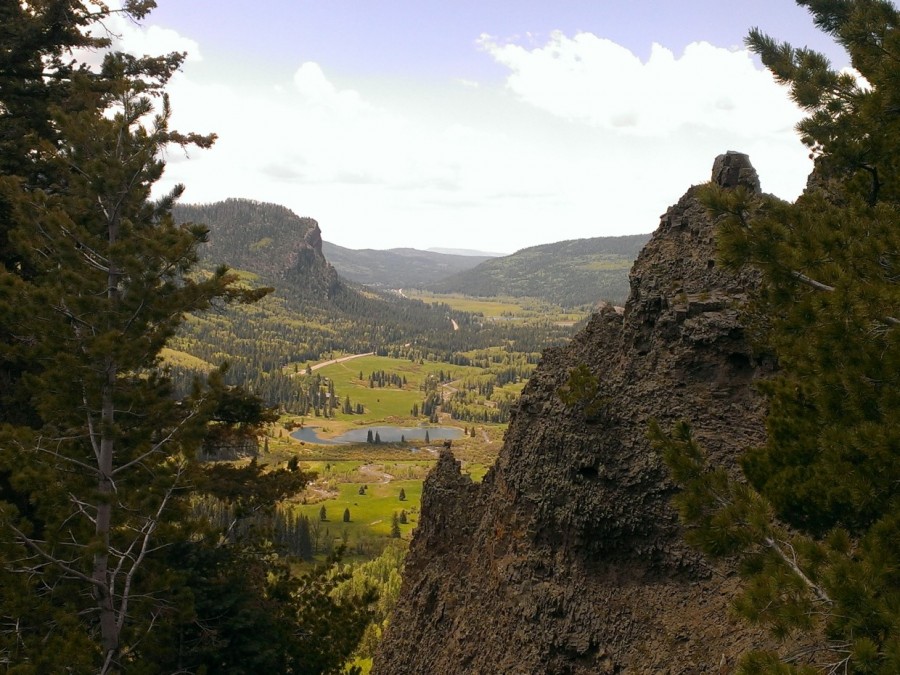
374,153 -> 795,674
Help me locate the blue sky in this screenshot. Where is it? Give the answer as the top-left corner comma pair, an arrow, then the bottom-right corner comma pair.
114,1 -> 852,252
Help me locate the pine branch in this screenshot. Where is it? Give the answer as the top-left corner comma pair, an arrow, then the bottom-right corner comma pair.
112,405 -> 200,475
790,270 -> 900,325
764,536 -> 832,605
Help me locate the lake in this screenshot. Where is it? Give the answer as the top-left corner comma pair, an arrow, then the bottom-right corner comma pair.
290,425 -> 464,445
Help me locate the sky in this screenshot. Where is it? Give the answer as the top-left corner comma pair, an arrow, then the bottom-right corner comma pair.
106,1 -> 851,253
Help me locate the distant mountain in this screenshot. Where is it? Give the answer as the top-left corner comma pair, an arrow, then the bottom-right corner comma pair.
172,197 -> 575,355
427,234 -> 652,307
322,242 -> 491,289
427,247 -> 506,257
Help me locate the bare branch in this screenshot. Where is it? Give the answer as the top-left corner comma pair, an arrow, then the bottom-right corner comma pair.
113,407 -> 200,476
6,524 -> 101,589
114,463 -> 184,635
791,270 -> 835,292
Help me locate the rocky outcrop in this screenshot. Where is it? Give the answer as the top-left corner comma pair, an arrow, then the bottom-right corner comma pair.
374,152 -> 784,674
173,198 -> 344,301
284,219 -> 342,300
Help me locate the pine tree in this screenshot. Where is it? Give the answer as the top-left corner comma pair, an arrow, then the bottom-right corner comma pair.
0,3 -> 277,668
343,508 -> 351,523
399,487 -> 407,501
660,3 -> 900,672
390,512 -> 401,539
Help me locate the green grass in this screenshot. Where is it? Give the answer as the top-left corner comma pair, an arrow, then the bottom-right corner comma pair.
405,290 -> 584,323
293,478 -> 422,546
296,355 -> 484,424
346,658 -> 372,675
159,347 -> 214,371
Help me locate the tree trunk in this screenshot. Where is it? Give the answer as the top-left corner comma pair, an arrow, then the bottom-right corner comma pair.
94,360 -> 119,665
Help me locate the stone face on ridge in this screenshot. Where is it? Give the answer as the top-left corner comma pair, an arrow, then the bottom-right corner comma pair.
374,154 -> 787,674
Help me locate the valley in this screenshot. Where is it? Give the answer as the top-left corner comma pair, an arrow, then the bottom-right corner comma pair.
155,209 -> 621,671
5,4 -> 895,673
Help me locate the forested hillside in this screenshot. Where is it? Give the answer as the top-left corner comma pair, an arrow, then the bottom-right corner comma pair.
322,242 -> 491,289
174,199 -> 318,279
427,233 -> 650,307
169,198 -> 576,405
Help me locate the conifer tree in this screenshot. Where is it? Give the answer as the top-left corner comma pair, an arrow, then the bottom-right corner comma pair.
0,3 -> 302,670
390,512 -> 401,539
659,2 -> 900,672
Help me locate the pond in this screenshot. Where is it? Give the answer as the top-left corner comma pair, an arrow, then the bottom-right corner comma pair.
290,425 -> 464,446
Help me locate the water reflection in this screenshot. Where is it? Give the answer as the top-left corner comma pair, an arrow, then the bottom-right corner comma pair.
291,425 -> 464,445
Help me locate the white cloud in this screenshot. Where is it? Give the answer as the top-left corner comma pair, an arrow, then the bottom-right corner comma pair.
119,24 -> 202,62
153,29 -> 813,253
293,62 -> 368,114
480,32 -> 802,138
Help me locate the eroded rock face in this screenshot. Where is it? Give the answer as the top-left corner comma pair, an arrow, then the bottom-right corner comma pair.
302,221 -> 324,254
374,155 -> 781,674
284,220 -> 342,299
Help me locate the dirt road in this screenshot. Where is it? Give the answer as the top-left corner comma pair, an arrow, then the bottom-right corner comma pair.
309,351 -> 375,372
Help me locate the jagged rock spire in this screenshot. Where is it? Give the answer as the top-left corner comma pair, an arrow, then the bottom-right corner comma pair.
374,152 -> 797,675
711,150 -> 760,192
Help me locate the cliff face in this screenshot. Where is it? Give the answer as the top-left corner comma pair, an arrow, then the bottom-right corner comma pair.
172,198 -> 342,301
375,153 -> 780,674
283,220 -> 343,301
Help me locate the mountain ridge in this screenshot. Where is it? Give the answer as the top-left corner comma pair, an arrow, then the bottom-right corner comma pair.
426,233 -> 650,307
321,241 -> 492,289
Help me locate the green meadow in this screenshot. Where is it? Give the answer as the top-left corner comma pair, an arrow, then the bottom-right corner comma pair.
406,290 -> 584,323
293,479 -> 422,540
257,353 -> 512,563
289,354 -> 485,428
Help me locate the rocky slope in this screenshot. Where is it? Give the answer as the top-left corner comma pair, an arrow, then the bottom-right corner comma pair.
374,153 -> 786,674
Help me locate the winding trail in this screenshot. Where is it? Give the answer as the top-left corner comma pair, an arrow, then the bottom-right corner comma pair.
309,351 -> 375,372
359,463 -> 395,484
